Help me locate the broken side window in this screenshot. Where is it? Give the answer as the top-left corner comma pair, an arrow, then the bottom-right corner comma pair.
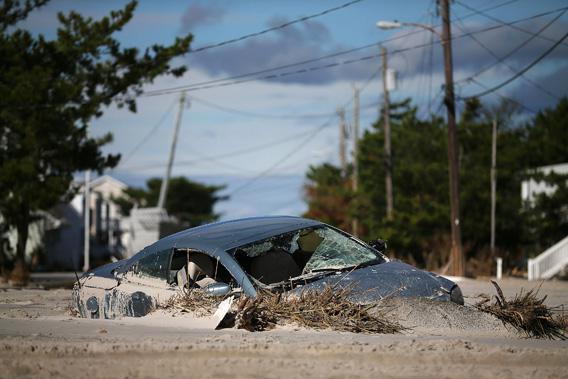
169,249 -> 233,289
135,248 -> 172,282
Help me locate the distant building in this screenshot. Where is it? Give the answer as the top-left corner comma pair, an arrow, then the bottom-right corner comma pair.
521,162 -> 568,204
2,174 -> 183,270
44,175 -> 128,270
522,163 -> 568,280
123,207 -> 170,258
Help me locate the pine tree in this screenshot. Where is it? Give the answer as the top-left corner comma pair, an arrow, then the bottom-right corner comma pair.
0,1 -> 192,282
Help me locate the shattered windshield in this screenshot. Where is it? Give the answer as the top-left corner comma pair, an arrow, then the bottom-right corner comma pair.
231,225 -> 384,285
302,227 -> 381,272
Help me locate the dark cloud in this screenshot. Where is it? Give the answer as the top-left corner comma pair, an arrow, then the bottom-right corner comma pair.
187,18 -> 376,85
385,18 -> 568,79
185,13 -> 568,93
506,64 -> 568,111
181,2 -> 226,32
267,16 -> 332,43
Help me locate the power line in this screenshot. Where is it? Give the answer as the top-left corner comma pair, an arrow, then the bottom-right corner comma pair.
120,127 -> 322,171
142,6 -> 568,97
141,0 -> 516,98
118,69 -> 384,172
124,4 -> 555,194
189,0 -> 365,54
3,0 -> 525,110
4,38 -> 376,111
145,41 -> 396,97
463,78 -> 537,114
143,54 -> 381,96
117,98 -> 177,166
455,8 -> 566,83
119,5 -> 566,175
227,118 -> 333,196
462,30 -> 568,99
191,96 -> 336,120
184,148 -> 262,175
229,176 -> 304,199
140,0 -> 522,97
192,95 -> 378,120
455,1 -> 568,48
119,102 -> 380,172
453,8 -> 566,100
413,6 -> 435,120
224,69 -> 382,196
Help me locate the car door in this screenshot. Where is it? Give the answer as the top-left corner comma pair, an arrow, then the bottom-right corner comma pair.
107,248 -> 178,318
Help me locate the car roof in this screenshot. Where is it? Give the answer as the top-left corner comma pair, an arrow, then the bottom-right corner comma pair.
136,216 -> 323,259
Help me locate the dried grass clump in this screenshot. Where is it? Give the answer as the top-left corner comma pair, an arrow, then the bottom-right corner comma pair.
68,302 -> 80,317
475,280 -> 567,340
165,290 -> 221,317
234,286 -> 406,334
556,313 -> 568,332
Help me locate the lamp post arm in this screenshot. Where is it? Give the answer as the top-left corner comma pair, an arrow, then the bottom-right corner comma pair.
400,22 -> 442,39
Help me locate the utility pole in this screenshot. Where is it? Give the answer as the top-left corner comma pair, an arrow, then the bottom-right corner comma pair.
83,170 -> 90,272
381,46 -> 393,220
440,0 -> 465,276
337,107 -> 347,174
352,85 -> 360,236
158,92 -> 186,210
490,118 -> 497,256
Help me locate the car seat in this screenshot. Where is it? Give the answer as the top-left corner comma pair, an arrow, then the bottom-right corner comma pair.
249,249 -> 301,285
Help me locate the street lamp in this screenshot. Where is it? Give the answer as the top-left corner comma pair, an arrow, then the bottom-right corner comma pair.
376,20 -> 441,38
377,0 -> 465,276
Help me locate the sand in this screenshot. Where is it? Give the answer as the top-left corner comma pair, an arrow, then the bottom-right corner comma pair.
0,278 -> 567,378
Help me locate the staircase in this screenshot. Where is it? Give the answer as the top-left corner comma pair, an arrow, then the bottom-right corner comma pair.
528,235 -> 568,280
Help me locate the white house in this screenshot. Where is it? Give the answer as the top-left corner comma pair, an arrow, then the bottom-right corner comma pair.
3,174 -> 179,270
521,162 -> 568,204
521,162 -> 568,280
45,175 -> 129,270
123,207 -> 170,258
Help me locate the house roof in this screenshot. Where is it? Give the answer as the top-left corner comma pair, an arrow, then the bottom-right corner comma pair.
88,175 -> 128,190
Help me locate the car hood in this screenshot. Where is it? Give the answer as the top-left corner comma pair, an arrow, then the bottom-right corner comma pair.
297,261 -> 456,302
84,260 -> 126,280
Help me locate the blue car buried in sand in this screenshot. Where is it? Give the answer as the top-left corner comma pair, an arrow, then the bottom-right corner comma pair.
73,216 -> 464,321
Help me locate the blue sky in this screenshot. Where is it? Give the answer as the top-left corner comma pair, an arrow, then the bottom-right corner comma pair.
20,0 -> 568,220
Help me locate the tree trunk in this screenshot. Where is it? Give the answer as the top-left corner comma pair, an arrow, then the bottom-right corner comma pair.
9,211 -> 30,285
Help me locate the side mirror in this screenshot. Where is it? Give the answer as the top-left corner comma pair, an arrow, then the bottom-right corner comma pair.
369,239 -> 387,253
203,282 -> 231,297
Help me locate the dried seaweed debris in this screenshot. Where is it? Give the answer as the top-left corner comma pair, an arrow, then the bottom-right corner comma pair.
475,280 -> 567,340
234,286 -> 406,334
165,289 -> 222,317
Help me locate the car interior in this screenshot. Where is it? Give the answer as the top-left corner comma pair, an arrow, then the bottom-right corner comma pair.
234,229 -> 324,286
169,249 -> 231,289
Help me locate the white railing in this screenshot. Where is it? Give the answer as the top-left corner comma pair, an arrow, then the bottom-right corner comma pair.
528,235 -> 568,280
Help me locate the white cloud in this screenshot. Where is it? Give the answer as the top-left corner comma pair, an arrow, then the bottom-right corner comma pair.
96,67 -> 374,178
